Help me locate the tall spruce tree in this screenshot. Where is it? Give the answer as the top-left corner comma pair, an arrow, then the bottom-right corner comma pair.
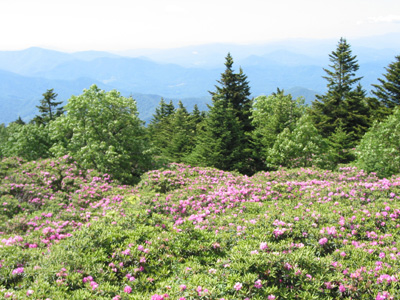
189,54 -> 252,173
310,38 -> 363,138
209,53 -> 253,133
33,89 -> 64,125
147,99 -> 176,155
164,101 -> 192,161
372,55 -> 400,109
189,98 -> 245,172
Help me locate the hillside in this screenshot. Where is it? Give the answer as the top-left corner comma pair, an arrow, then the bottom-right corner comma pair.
0,157 -> 399,299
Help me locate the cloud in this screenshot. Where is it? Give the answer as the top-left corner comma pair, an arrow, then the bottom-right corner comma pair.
358,15 -> 400,25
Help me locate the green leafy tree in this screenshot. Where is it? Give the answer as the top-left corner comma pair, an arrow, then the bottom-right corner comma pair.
49,85 -> 151,184
0,123 -> 50,160
266,114 -> 327,169
251,90 -> 306,167
310,38 -> 363,138
33,89 -> 64,125
372,55 -> 400,109
356,107 -> 400,178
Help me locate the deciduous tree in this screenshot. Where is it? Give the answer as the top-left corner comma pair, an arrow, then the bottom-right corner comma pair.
49,85 -> 151,184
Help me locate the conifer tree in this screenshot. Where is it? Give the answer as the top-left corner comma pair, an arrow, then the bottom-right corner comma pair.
165,101 -> 192,161
147,99 -> 176,155
189,98 -> 245,172
372,55 -> 400,109
310,38 -> 363,138
12,116 -> 26,125
190,53 -> 253,173
33,89 -> 64,125
343,84 -> 371,142
210,53 -> 253,133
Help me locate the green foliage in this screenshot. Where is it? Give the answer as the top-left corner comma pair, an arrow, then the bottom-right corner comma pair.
210,53 -> 253,133
310,38 -> 366,140
372,54 -> 400,109
49,84 -> 151,184
356,107 -> 400,177
0,123 -> 6,158
147,100 -> 204,163
0,123 -> 51,161
326,123 -> 355,166
1,160 -> 399,299
266,114 -> 327,168
32,89 -> 64,125
188,99 -> 246,172
10,116 -> 26,125
251,90 -> 306,160
188,54 -> 254,174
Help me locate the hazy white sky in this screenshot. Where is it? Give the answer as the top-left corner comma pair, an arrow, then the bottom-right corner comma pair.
1,0 -> 399,51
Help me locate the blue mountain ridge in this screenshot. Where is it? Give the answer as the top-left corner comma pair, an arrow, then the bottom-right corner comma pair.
0,36 -> 398,125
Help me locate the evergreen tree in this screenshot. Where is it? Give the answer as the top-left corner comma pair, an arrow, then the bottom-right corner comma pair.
189,54 -> 253,173
210,53 -> 253,133
310,38 -> 363,137
33,89 -> 64,125
189,98 -> 245,172
164,101 -> 192,161
190,104 -> 205,126
372,55 -> 400,109
147,99 -> 176,155
343,84 -> 371,142
11,116 -> 26,125
326,122 -> 355,166
192,53 -> 254,173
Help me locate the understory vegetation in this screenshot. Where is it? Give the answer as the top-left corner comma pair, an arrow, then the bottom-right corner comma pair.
0,157 -> 399,299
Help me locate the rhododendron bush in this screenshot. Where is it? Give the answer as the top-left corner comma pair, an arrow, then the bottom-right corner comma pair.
0,157 -> 399,299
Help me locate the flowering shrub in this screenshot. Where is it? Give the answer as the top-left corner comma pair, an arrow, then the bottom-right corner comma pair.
0,160 -> 399,299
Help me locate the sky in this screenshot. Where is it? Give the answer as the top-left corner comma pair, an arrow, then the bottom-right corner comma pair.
1,0 -> 400,52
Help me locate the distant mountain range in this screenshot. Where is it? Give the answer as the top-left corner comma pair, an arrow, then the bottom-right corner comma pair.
1,34 -> 398,124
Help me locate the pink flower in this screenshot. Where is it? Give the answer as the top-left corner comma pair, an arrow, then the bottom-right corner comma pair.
26,290 -> 34,296
319,237 -> 328,245
90,281 -> 98,290
12,267 -> 24,275
339,284 -> 346,292
180,284 -> 187,291
254,279 -> 262,288
376,291 -> 392,300
234,282 -> 242,291
260,242 -> 268,250
124,285 -> 132,293
268,295 -> 276,300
